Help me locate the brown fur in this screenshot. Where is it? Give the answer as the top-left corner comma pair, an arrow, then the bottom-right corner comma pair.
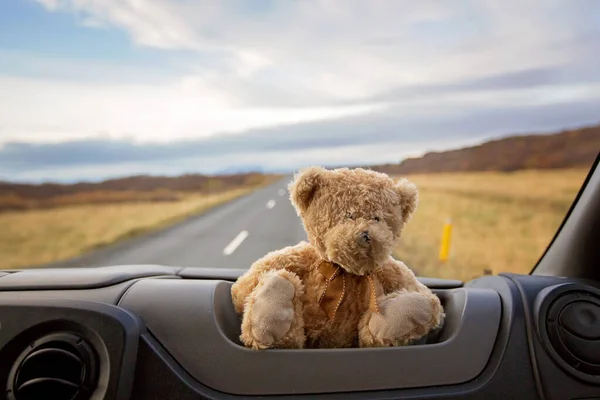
231,166 -> 444,349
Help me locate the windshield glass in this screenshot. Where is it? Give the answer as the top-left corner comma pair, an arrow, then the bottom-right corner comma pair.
1,1 -> 598,281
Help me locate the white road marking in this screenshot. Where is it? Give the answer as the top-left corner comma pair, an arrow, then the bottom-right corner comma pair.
278,189 -> 285,196
266,199 -> 276,209
223,230 -> 249,255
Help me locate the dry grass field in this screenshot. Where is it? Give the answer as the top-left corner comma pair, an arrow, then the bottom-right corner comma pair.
1,167 -> 591,276
0,188 -> 252,269
393,168 -> 590,281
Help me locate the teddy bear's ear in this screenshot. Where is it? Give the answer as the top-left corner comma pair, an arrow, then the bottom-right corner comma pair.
288,166 -> 327,213
395,177 -> 418,221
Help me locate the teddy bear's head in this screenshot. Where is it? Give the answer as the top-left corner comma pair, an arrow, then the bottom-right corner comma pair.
288,166 -> 418,276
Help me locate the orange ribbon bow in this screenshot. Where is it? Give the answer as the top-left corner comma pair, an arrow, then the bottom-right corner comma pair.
317,260 -> 380,321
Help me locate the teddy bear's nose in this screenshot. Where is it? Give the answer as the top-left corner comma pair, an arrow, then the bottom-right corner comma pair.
360,231 -> 370,243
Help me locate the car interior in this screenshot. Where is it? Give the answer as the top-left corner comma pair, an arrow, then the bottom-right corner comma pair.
0,153 -> 599,400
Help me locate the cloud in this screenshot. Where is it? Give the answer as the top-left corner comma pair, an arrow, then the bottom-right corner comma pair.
2,0 -> 598,181
361,63 -> 600,106
34,0 -> 202,51
3,96 -> 599,182
34,0 -> 59,11
0,75 -> 386,144
28,0 -> 600,105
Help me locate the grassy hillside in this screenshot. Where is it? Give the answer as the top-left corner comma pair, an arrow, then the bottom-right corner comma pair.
394,168 -> 589,281
373,124 -> 599,175
0,172 -> 280,211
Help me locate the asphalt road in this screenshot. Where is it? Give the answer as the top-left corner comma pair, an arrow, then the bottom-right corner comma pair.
47,176 -> 308,269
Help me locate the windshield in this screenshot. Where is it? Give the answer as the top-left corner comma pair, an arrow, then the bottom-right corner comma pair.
1,1 -> 598,282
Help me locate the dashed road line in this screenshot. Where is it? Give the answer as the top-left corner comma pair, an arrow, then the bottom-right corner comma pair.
223,230 -> 249,255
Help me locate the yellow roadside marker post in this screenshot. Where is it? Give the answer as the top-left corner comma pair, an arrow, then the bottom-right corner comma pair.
439,218 -> 453,262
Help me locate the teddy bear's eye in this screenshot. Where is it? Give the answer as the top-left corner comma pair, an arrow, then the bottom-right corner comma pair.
346,212 -> 355,220
372,216 -> 381,222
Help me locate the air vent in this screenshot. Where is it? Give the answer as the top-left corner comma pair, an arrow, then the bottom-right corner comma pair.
536,283 -> 600,385
6,332 -> 98,400
546,292 -> 600,375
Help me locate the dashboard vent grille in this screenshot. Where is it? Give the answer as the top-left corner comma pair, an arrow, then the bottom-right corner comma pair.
536,283 -> 600,385
546,291 -> 600,375
7,332 -> 98,400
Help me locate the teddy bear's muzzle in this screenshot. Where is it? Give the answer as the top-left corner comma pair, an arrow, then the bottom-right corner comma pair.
359,231 -> 370,244
323,223 -> 394,275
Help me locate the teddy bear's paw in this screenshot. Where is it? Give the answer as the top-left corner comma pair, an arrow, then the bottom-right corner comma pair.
248,273 -> 297,347
368,291 -> 441,345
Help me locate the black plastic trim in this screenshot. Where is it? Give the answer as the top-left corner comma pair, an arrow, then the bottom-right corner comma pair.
0,265 -> 180,290
503,274 -> 548,400
532,153 -> 599,275
0,298 -> 145,400
532,152 -> 600,279
131,275 -> 540,400
0,278 -> 177,305
119,278 -> 499,395
178,267 -> 253,282
179,266 -> 463,288
501,273 -> 600,400
0,265 -> 462,291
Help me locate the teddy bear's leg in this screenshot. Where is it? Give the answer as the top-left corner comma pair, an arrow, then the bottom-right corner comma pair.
239,269 -> 306,349
358,290 -> 444,347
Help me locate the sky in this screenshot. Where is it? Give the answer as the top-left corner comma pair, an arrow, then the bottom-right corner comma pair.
1,0 -> 599,183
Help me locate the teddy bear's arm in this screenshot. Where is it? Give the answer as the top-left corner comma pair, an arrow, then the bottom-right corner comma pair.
375,257 -> 431,294
360,257 -> 445,347
231,241 -> 318,314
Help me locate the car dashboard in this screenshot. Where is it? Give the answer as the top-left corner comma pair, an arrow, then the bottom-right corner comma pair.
1,265 -> 600,400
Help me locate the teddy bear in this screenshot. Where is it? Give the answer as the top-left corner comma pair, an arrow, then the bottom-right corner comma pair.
230,166 -> 444,349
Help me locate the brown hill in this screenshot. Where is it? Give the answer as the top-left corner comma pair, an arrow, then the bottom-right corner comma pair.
0,172 -> 280,211
370,124 -> 600,175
